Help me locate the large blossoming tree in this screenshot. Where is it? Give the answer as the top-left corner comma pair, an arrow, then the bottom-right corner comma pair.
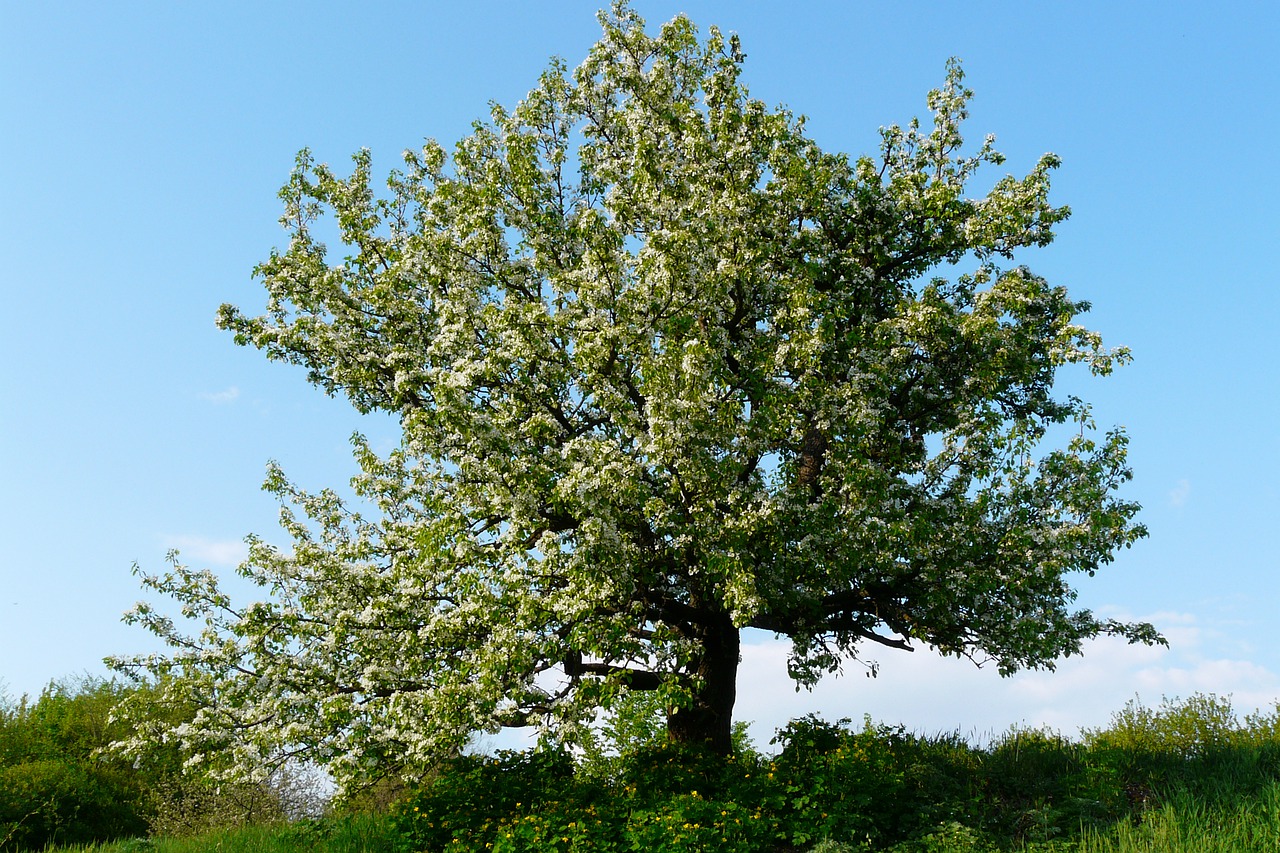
112,4 -> 1160,785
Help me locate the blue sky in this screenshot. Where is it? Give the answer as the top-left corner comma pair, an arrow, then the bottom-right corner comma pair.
2,1 -> 1278,743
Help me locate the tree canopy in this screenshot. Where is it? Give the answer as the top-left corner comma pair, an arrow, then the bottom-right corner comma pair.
113,3 -> 1160,784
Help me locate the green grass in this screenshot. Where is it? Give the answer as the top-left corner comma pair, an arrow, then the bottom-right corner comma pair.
1074,785 -> 1280,853
31,813 -> 403,853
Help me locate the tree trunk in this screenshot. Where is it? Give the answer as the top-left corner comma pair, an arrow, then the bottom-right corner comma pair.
666,612 -> 740,754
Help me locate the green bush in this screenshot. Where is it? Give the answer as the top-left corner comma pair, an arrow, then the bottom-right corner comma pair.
392,747 -> 581,851
769,715 -> 990,848
0,758 -> 147,849
770,715 -> 911,846
1082,693 -> 1280,810
0,675 -> 326,849
392,743 -> 779,852
394,728 -> 996,852
0,678 -> 152,851
0,677 -> 134,766
978,727 -> 1112,842
389,700 -> 1280,853
20,693 -> 1277,853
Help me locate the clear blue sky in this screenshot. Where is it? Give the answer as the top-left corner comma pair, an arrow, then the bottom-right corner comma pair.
3,1 -> 1278,741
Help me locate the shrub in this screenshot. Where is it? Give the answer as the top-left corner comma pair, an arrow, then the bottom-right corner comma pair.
0,678 -> 152,850
392,747 -> 580,851
393,742 -> 781,853
1080,692 -> 1280,811
0,675 -> 332,849
0,758 -> 147,849
979,727 -> 1113,842
143,773 -> 290,839
1085,693 -> 1241,759
383,698 -> 1280,853
769,715 -> 987,848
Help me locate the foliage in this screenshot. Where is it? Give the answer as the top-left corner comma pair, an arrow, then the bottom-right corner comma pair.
391,725 -> 987,851
0,759 -> 146,851
0,677 -> 150,851
575,689 -> 759,778
388,697 -> 1280,853
0,675 -> 331,851
34,787 -> 1280,853
1082,693 -> 1280,808
769,715 -> 984,847
0,677 -> 135,766
29,695 -> 1280,853
139,765 -> 319,839
1086,692 -> 1246,757
574,688 -> 670,776
392,743 -> 776,852
113,0 -> 1157,784
102,675 -> 332,837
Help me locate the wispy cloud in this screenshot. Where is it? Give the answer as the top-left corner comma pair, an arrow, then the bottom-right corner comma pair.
198,386 -> 241,404
1170,478 -> 1192,508
158,535 -> 248,567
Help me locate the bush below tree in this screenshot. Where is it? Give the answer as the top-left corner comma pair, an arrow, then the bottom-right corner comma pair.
11,691 -> 1280,852
389,693 -> 1280,852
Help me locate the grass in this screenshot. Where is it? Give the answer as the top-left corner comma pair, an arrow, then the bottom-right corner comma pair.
31,813 -> 403,853
1074,785 -> 1280,853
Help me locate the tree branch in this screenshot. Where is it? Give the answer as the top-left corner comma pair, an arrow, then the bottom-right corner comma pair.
563,653 -> 665,691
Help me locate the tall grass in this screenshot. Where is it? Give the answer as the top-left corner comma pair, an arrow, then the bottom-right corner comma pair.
1069,786 -> 1279,853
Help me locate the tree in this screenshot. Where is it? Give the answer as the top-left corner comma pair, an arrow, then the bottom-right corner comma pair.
112,3 -> 1160,783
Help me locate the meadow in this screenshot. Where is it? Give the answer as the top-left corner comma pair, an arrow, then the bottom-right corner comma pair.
6,684 -> 1280,852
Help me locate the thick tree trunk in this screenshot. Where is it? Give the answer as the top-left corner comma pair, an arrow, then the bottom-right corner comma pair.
666,612 -> 740,754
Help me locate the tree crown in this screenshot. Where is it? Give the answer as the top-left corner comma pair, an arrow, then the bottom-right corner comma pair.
114,3 -> 1158,784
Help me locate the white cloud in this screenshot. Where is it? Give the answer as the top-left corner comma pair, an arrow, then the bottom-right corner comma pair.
1169,478 -> 1191,507
198,386 -> 241,404
364,610 -> 1280,757
158,535 -> 248,567
735,614 -> 1280,747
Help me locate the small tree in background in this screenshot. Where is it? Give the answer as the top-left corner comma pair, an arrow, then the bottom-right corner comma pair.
113,1 -> 1159,790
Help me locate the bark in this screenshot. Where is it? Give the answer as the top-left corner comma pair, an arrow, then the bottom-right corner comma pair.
665,610 -> 740,754
796,426 -> 828,498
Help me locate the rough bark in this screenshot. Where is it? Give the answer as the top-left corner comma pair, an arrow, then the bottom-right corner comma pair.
665,611 -> 740,754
